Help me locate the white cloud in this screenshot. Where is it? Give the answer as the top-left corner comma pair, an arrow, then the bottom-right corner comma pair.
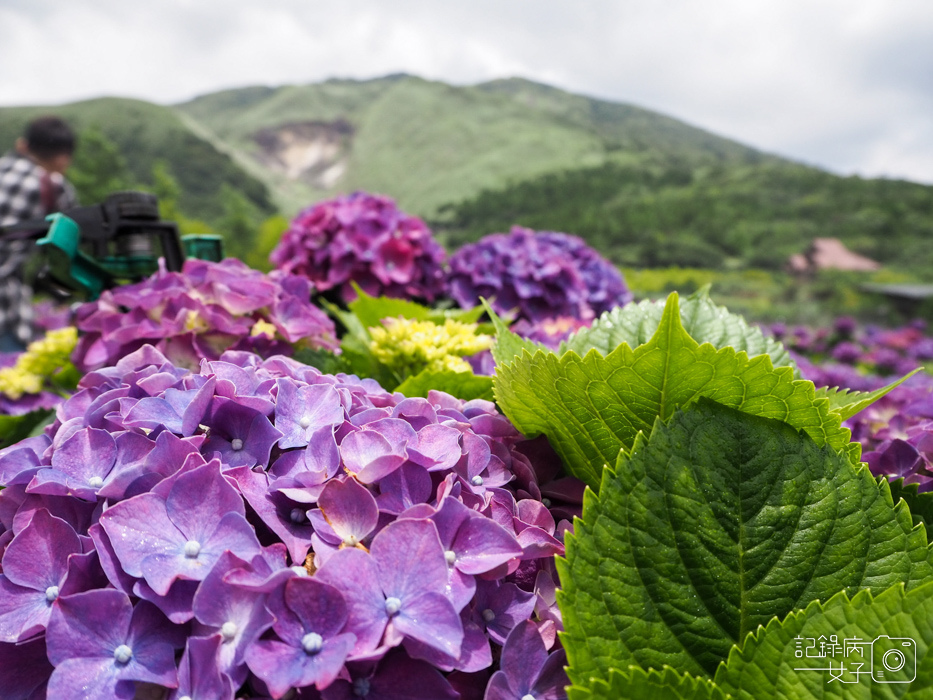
1,0 -> 931,183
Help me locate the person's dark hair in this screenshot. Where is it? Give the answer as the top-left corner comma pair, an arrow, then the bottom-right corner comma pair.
24,116 -> 76,160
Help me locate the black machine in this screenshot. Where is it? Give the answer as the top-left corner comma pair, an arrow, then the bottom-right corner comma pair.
0,191 -> 223,300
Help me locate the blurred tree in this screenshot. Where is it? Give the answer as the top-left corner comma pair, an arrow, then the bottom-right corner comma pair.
149,160 -> 213,235
218,184 -> 261,261
244,214 -> 289,271
68,127 -> 134,204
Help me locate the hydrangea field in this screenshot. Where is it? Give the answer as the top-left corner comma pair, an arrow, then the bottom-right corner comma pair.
2,191 -> 933,699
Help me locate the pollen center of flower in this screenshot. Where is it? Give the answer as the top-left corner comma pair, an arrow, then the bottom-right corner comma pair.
471,475 -> 484,486
353,678 -> 371,697
444,550 -> 457,565
88,476 -> 104,488
343,534 -> 360,547
302,632 -> 324,655
541,497 -> 552,508
384,596 -> 402,616
521,695 -> 536,700
45,585 -> 59,602
291,565 -> 310,577
231,438 -> 244,451
482,608 -> 495,623
184,540 -> 201,558
290,508 -> 307,523
113,644 -> 133,664
221,621 -> 237,641
299,416 -> 312,429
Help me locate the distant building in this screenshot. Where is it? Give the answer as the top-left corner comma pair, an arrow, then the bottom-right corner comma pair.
787,237 -> 881,274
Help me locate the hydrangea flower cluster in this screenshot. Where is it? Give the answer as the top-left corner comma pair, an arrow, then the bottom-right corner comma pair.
769,316 -> 933,491
0,344 -> 574,699
369,317 -> 494,376
446,226 -> 633,323
71,258 -> 338,373
269,192 -> 447,304
0,327 -> 78,416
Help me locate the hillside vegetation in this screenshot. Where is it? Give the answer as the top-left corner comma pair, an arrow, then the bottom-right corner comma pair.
2,75 -> 933,281
0,99 -> 275,225
436,158 -> 933,275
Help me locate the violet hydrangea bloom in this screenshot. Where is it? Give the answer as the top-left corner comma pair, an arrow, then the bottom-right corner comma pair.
0,342 -> 575,697
269,192 -> 447,303
446,226 -> 632,322
73,257 -> 338,372
169,635 -> 235,700
484,620 -> 568,700
99,460 -> 262,595
0,509 -> 83,642
316,518 -> 463,661
246,576 -> 356,696
45,589 -> 181,700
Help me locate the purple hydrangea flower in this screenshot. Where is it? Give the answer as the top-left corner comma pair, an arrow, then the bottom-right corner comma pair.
73,258 -> 338,372
270,192 -> 447,303
169,635 -> 235,700
45,590 -> 181,700
316,518 -> 463,661
0,509 -> 83,642
483,620 -> 568,700
99,460 -> 262,595
246,576 -> 356,696
0,341 -> 575,698
446,226 -> 632,322
322,648 -> 459,700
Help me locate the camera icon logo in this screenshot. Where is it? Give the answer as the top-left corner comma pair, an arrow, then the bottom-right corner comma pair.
871,636 -> 916,683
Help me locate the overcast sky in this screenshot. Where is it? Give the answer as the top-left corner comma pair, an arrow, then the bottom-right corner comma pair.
2,0 -> 932,184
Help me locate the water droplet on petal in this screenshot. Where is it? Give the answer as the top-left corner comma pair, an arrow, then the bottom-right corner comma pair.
302,632 -> 324,655
113,644 -> 133,664
184,540 -> 201,558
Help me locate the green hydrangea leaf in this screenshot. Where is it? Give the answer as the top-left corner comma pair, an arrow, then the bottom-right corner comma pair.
568,667 -> 730,700
346,283 -> 434,329
394,369 -> 494,401
714,582 -> 933,698
814,368 -> 922,421
0,408 -> 55,449
560,286 -> 796,374
887,477 -> 933,540
557,400 -> 933,691
483,298 -> 549,365
494,292 -> 857,490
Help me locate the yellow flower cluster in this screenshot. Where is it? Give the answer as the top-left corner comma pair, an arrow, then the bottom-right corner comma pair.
369,317 -> 493,376
0,327 -> 78,400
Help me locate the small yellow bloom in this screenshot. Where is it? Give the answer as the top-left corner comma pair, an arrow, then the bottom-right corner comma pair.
0,326 -> 78,399
369,317 -> 492,376
250,319 -> 278,338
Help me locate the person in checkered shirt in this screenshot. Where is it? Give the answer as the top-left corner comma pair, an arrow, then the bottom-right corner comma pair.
0,116 -> 77,351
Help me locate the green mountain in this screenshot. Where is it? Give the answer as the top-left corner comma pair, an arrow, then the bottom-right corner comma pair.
175,74 -> 775,218
3,74 -> 932,276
